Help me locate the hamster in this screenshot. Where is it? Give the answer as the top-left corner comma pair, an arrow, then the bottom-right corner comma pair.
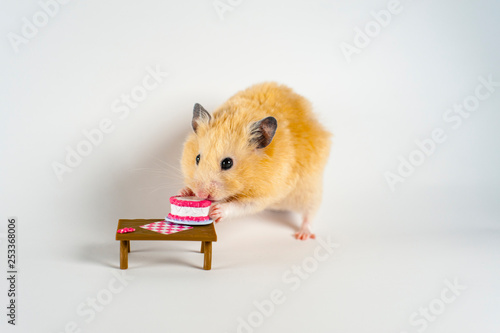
179,82 -> 331,240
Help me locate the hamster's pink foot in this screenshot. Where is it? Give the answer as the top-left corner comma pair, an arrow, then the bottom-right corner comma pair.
178,187 -> 195,197
209,204 -> 224,223
295,222 -> 315,240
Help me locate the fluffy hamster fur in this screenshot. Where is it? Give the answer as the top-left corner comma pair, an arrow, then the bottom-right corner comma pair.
180,82 -> 331,240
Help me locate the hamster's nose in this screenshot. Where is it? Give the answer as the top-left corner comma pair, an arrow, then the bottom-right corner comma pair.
196,190 -> 210,199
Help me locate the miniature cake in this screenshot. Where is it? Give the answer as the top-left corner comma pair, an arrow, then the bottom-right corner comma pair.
166,196 -> 212,225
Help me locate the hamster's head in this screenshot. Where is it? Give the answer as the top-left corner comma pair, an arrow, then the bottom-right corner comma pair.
180,103 -> 277,202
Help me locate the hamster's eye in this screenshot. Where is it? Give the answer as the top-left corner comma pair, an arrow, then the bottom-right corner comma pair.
196,154 -> 200,165
221,157 -> 233,170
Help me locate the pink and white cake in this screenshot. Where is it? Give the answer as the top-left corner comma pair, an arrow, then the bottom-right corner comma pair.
165,196 -> 213,225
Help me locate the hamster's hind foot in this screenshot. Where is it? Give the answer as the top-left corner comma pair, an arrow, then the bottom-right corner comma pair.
295,218 -> 315,241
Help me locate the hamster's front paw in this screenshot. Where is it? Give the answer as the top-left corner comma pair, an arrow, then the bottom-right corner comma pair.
178,187 -> 195,197
209,203 -> 226,223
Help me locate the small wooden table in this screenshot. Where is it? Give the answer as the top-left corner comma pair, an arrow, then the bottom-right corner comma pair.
115,219 -> 217,270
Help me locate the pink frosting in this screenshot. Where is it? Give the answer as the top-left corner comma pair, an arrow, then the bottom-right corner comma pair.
117,228 -> 135,234
170,195 -> 212,208
167,213 -> 210,222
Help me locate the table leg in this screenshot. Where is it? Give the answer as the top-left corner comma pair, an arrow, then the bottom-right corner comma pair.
128,241 -> 130,253
200,241 -> 205,253
203,241 -> 212,270
120,240 -> 129,269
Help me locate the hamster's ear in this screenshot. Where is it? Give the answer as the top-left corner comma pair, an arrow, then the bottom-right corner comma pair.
192,103 -> 211,133
249,116 -> 277,149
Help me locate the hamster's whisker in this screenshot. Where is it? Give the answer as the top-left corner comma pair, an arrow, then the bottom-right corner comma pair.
139,183 -> 182,194
131,167 -> 183,181
154,157 -> 183,174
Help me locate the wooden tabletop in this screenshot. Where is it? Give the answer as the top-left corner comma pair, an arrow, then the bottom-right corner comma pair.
116,219 -> 217,242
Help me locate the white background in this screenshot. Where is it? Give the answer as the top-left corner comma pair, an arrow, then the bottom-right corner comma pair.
1,0 -> 499,332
